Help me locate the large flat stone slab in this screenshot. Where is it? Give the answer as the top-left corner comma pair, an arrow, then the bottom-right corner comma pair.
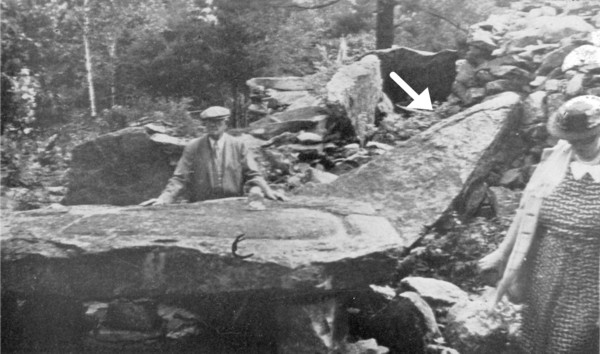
1,196 -> 403,300
299,92 -> 522,246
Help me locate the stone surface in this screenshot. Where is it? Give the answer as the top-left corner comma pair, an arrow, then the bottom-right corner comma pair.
489,186 -> 522,221
399,277 -> 469,306
266,90 -> 317,107
562,45 -> 600,72
489,65 -> 532,82
485,79 -> 519,95
307,168 -> 338,184
326,55 -> 383,141
249,106 -> 330,140
274,301 -> 333,353
565,72 -> 586,96
522,91 -> 547,125
544,79 -> 563,92
513,15 -> 595,44
299,92 -> 522,246
445,288 -> 521,354
468,28 -> 498,52
455,59 -> 477,87
398,291 -> 442,340
1,196 -> 404,299
464,87 -> 487,105
373,47 -> 459,104
536,44 -> 580,76
499,168 -> 525,189
247,76 -> 314,91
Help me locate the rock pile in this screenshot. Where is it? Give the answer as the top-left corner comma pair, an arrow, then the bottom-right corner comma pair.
448,1 -> 600,190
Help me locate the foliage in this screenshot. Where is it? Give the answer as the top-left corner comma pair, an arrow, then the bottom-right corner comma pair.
395,0 -> 498,52
326,0 -> 373,38
409,214 -> 511,292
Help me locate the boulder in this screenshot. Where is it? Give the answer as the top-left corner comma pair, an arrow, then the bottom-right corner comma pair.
373,47 -> 459,104
527,6 -> 557,17
266,90 -> 316,107
399,277 -> 469,306
536,44 -> 580,75
249,106 -> 331,140
467,28 -> 499,52
62,128 -> 177,206
464,87 -> 487,105
544,79 -> 563,92
455,59 -> 478,87
2,195 -> 410,351
299,92 -> 523,246
247,77 -> 314,91
499,168 -> 526,189
561,45 -> 600,72
489,65 -> 532,82
326,55 -> 383,141
522,91 -> 547,125
485,80 -> 519,95
307,168 -> 338,184
511,15 -> 595,44
565,72 -> 586,96
1,196 -> 405,298
398,291 -> 442,340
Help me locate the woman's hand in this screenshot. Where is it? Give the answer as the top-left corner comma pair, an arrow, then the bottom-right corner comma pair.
477,250 -> 504,272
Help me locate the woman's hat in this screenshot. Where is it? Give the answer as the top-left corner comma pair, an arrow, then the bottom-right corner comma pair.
547,95 -> 600,141
199,106 -> 230,120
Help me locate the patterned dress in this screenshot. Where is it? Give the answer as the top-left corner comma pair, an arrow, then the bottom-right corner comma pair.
520,168 -> 600,353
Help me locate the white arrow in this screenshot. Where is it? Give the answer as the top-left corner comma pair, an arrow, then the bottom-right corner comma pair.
389,72 -> 433,110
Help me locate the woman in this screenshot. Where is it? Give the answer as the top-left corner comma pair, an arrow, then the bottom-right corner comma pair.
479,95 -> 600,353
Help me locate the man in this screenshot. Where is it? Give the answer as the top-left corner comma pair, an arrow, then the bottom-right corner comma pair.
145,106 -> 285,206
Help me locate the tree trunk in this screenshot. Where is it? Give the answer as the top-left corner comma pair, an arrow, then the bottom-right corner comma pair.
108,36 -> 117,107
83,0 -> 97,117
376,0 -> 395,49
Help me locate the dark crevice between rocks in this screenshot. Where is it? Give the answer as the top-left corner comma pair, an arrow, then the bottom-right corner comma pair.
1,287 -> 430,354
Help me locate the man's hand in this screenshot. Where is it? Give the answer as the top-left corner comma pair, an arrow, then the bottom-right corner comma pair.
139,198 -> 167,206
264,189 -> 288,201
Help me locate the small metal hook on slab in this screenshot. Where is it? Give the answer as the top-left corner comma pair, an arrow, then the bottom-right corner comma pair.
231,233 -> 254,259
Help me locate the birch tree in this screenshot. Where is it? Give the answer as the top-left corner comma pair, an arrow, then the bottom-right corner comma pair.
82,0 -> 96,116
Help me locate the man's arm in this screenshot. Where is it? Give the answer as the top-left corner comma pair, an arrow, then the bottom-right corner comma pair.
240,142 -> 287,201
149,143 -> 195,205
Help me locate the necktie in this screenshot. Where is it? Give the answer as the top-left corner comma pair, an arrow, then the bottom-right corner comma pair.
211,140 -> 223,189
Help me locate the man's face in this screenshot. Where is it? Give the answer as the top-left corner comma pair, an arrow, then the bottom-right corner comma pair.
203,118 -> 227,139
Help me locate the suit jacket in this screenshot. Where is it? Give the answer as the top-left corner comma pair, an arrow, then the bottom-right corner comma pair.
158,133 -> 266,203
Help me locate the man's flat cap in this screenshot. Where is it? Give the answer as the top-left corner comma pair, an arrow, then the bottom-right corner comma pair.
199,106 -> 230,120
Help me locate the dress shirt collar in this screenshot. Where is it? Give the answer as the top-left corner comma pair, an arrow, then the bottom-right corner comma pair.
208,135 -> 225,152
570,160 -> 600,182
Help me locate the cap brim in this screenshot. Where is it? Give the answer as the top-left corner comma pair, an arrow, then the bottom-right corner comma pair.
199,115 -> 229,120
